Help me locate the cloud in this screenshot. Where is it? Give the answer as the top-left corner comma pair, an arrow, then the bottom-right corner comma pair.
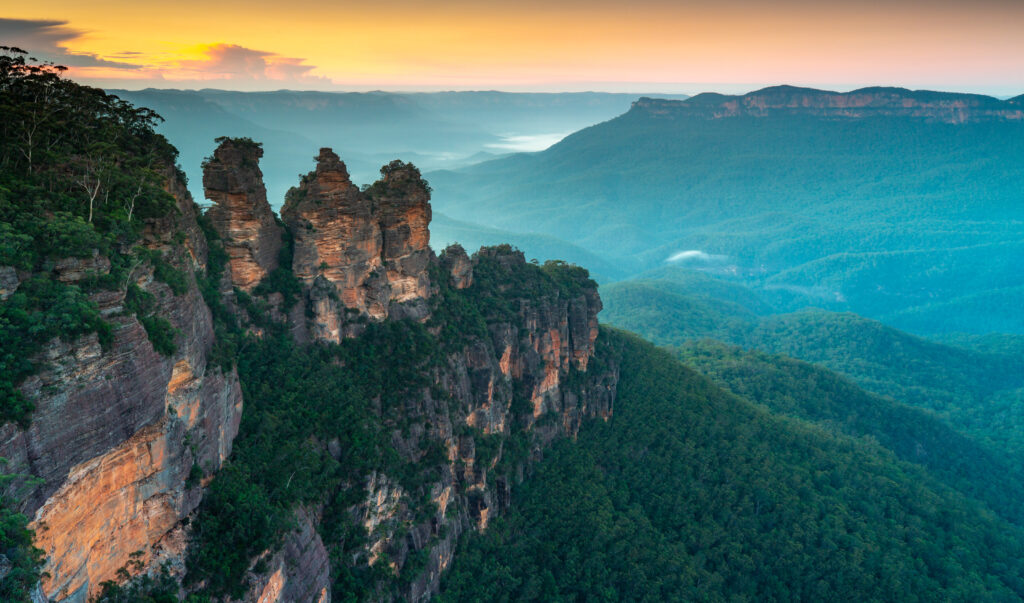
1,19 -> 332,88
0,18 -> 137,69
170,44 -> 332,85
666,249 -> 729,263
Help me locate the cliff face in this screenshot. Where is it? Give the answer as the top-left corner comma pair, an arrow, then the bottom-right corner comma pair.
244,244 -> 615,603
0,173 -> 244,602
633,86 -> 1024,123
203,139 -> 283,291
281,149 -> 432,342
6,140 -> 615,603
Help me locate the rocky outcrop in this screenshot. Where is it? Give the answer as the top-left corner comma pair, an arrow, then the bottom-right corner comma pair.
282,148 -> 386,338
374,160 -> 433,315
282,150 -> 432,341
242,509 -> 331,603
203,138 -> 283,291
0,265 -> 18,300
633,86 -> 1024,123
336,245 -> 615,602
440,244 -> 473,289
0,172 -> 244,602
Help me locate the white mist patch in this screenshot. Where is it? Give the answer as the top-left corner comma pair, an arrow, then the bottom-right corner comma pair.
666,250 -> 729,263
764,283 -> 847,303
486,133 -> 570,152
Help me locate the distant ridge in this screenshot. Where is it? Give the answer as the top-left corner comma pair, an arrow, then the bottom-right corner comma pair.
632,85 -> 1024,123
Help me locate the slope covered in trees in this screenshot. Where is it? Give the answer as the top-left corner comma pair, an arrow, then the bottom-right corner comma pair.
674,341 -> 1024,527
601,269 -> 1024,456
440,329 -> 1024,601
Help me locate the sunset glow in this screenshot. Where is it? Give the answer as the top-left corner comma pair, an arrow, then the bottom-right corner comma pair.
3,0 -> 1024,93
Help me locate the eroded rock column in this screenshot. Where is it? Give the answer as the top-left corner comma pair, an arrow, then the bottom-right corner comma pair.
203,138 -> 283,291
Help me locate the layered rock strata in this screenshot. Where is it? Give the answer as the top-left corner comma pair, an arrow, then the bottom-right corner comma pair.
7,143 -> 616,603
267,245 -> 616,603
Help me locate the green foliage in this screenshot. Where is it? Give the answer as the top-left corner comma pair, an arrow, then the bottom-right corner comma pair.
213,136 -> 261,151
441,329 -> 1024,601
363,159 -> 432,198
92,559 -> 210,603
539,259 -> 595,298
0,500 -> 44,601
252,228 -> 302,311
138,248 -> 189,296
601,271 -> 1024,459
124,284 -> 178,356
0,463 -> 44,602
0,47 -> 178,251
193,210 -> 240,370
674,340 -> 1024,528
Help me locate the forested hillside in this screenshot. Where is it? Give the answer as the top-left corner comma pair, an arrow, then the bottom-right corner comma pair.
440,329 -> 1024,601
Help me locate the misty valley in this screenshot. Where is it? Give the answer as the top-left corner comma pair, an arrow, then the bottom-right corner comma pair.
1,42 -> 1024,603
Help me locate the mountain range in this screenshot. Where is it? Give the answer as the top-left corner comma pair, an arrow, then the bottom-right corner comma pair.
429,85 -> 1024,334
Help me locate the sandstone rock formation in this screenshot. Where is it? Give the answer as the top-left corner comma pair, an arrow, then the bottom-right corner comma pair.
373,160 -> 433,313
339,245 -> 615,602
203,138 -> 283,291
242,509 -> 331,603
633,86 -> 1024,123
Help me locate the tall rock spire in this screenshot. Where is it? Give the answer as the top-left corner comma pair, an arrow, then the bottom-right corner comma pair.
203,137 -> 283,291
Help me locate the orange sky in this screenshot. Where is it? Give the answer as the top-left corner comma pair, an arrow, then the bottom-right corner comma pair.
3,1 -> 1023,94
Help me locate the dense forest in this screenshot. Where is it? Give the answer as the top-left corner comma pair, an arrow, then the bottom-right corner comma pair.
0,47 -> 192,599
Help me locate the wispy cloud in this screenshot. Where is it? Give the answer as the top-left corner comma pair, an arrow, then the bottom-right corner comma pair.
0,18 -> 137,69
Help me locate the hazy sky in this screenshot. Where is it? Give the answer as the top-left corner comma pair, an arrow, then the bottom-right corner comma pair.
3,1 -> 1023,95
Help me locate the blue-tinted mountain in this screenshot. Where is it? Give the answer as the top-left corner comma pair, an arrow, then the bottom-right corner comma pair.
430,86 -> 1024,334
